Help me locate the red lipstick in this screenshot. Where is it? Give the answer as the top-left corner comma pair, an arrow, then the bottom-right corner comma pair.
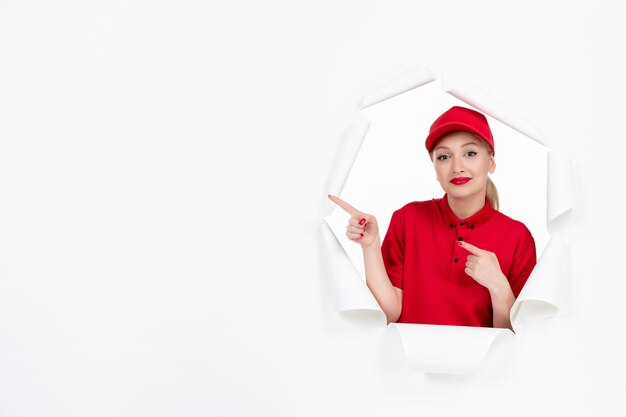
450,177 -> 471,185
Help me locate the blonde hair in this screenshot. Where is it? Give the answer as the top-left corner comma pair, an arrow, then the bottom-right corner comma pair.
482,139 -> 499,211
486,176 -> 499,211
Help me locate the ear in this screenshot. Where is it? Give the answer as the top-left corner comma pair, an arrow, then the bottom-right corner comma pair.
488,154 -> 496,174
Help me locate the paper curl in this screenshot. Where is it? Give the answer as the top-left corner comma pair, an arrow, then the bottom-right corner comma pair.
547,151 -> 574,223
322,114 -> 371,218
320,219 -> 381,314
321,63 -> 573,374
360,64 -> 436,109
510,237 -> 564,328
392,323 -> 510,375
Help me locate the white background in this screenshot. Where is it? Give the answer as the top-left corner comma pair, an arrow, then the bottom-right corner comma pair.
0,1 -> 625,416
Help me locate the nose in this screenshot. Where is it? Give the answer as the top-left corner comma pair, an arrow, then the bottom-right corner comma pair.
452,156 -> 464,174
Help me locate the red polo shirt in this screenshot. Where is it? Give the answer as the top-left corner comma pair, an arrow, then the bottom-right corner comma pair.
381,194 -> 536,327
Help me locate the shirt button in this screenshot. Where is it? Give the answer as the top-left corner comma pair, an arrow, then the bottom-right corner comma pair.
449,224 -> 454,228
470,225 -> 475,229
460,222 -> 465,226
457,237 -> 463,241
454,258 -> 459,263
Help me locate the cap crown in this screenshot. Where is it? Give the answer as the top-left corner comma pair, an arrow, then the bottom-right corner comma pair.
425,106 -> 494,154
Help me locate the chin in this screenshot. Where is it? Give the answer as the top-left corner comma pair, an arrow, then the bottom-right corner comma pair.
444,186 -> 480,200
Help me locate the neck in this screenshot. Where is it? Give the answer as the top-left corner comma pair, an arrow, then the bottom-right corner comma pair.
447,193 -> 486,219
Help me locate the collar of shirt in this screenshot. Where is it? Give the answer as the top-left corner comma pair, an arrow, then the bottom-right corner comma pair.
437,193 -> 495,230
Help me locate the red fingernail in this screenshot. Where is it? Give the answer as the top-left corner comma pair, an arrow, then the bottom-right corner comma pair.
360,233 -> 364,237
359,218 -> 366,225
457,241 -> 462,246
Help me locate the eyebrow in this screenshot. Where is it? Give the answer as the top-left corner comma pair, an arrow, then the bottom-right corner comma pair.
434,141 -> 481,152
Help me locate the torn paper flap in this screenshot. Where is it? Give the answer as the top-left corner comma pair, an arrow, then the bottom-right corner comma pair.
360,64 -> 436,109
322,114 -> 371,217
510,237 -> 564,329
547,151 -> 574,223
320,219 -> 382,313
444,76 -> 544,146
392,323 -> 512,374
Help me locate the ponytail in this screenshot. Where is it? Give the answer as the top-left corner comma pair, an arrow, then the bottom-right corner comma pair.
487,176 -> 499,211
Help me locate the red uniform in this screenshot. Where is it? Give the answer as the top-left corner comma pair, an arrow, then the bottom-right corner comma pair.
381,194 -> 536,327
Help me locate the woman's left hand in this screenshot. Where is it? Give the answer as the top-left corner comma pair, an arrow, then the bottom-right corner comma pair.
458,241 -> 509,294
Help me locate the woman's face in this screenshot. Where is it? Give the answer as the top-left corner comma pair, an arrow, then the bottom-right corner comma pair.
431,131 -> 495,201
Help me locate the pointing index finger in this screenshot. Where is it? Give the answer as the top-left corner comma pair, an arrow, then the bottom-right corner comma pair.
327,194 -> 361,217
458,241 -> 483,255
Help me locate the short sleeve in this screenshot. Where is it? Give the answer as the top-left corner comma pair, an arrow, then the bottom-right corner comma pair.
508,225 -> 537,298
381,208 -> 406,289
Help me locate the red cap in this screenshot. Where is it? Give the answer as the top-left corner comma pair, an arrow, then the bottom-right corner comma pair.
425,106 -> 494,154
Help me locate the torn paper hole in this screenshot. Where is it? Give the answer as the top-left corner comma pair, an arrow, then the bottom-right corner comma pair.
322,63 -> 573,374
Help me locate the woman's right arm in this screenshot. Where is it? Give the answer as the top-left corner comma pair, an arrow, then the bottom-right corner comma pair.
362,237 -> 403,323
328,195 -> 403,323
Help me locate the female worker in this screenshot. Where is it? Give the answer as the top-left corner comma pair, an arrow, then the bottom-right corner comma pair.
328,106 -> 536,330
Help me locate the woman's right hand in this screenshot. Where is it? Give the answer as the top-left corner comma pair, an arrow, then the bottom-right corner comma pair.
327,194 -> 380,248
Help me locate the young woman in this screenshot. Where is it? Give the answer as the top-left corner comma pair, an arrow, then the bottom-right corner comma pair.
328,106 -> 536,330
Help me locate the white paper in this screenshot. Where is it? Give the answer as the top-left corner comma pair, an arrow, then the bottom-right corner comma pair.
321,113 -> 371,217
443,74 -> 545,146
510,237 -> 564,328
360,63 -> 436,109
322,64 -> 573,374
320,219 -> 382,314
547,151 -> 575,223
392,323 -> 511,375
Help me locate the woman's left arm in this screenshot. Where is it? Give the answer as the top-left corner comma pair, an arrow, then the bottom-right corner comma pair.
457,241 -> 515,330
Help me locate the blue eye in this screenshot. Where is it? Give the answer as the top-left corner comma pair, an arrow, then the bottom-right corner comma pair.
465,151 -> 478,157
436,155 -> 450,161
